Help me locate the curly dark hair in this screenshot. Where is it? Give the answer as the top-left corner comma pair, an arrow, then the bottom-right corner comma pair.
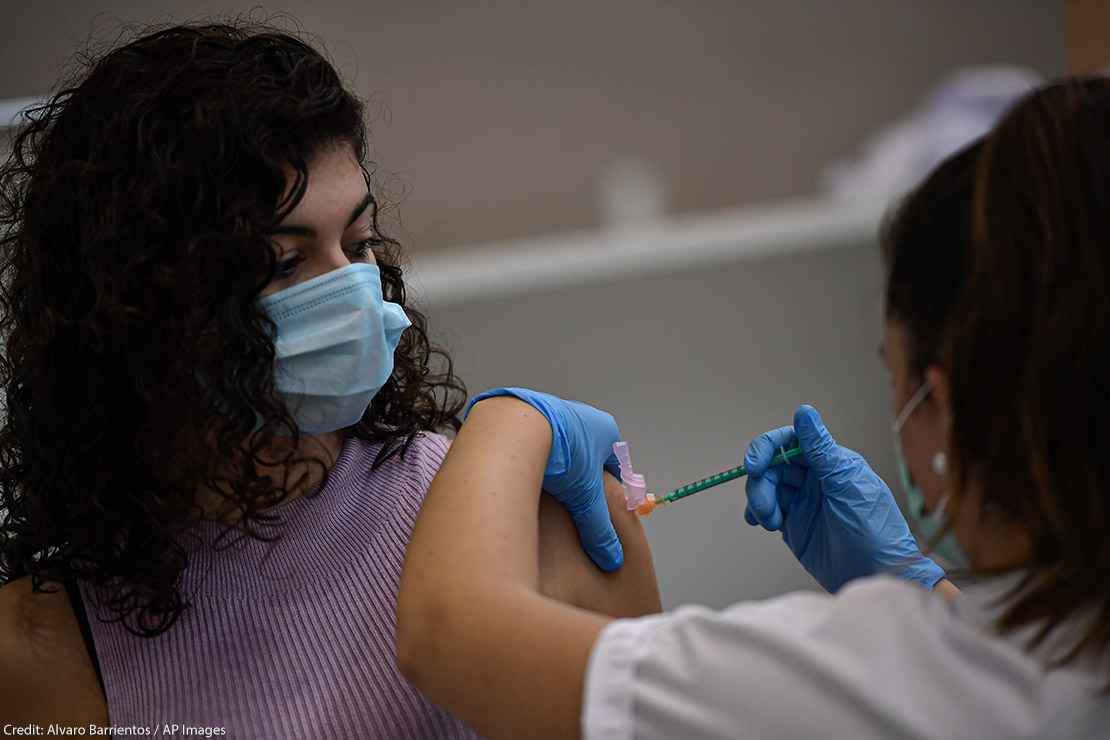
0,18 -> 466,635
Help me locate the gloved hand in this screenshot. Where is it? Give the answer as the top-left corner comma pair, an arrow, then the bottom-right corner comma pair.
743,404 -> 945,593
466,387 -> 624,572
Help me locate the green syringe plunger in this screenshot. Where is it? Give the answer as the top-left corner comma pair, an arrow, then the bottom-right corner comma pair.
638,444 -> 802,516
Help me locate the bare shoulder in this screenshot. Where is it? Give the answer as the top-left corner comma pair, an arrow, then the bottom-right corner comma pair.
0,575 -> 107,725
536,473 -> 662,617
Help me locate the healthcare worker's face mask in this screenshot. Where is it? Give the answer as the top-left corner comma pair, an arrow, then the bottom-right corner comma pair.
891,381 -> 967,569
258,263 -> 411,434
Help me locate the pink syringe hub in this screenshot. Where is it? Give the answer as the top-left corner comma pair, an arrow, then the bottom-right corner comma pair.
612,441 -> 647,511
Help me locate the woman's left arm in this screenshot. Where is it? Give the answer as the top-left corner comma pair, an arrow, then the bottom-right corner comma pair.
397,397 -> 614,740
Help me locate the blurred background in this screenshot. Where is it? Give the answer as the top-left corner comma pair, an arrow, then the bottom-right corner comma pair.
0,2 -> 1070,607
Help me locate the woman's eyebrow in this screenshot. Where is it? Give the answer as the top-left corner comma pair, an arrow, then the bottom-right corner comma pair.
271,191 -> 373,237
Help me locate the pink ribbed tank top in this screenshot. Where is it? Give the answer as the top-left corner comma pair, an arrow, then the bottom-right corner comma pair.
80,432 -> 480,739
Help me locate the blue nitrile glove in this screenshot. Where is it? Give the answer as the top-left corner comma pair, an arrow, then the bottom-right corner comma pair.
465,387 -> 624,572
743,404 -> 945,593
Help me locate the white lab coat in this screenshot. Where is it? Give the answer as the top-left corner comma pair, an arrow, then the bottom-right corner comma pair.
583,574 -> 1107,739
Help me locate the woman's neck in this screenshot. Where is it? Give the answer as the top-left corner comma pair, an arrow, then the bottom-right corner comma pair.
196,430 -> 344,522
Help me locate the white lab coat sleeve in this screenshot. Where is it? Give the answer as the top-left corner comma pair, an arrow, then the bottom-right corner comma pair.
582,587 -> 844,740
581,576 -> 1024,740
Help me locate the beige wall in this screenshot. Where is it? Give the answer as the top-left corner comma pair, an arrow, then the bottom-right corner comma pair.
1,1 -> 1062,253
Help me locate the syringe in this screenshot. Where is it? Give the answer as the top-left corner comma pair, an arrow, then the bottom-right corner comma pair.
636,444 -> 802,516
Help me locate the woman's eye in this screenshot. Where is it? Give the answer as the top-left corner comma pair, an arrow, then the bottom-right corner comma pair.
277,256 -> 303,278
347,237 -> 380,260
272,239 -> 377,280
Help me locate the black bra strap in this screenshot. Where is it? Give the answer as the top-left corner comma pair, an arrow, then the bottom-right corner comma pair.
64,578 -> 105,695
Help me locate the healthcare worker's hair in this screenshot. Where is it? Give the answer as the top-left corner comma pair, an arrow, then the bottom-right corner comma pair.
885,77 -> 1110,674
0,18 -> 466,634
882,141 -> 979,376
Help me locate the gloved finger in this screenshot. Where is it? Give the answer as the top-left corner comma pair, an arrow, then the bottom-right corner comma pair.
780,462 -> 807,488
568,489 -> 625,572
603,451 -> 622,482
570,400 -> 621,442
743,425 -> 799,476
744,505 -> 759,526
793,404 -> 840,476
777,483 -> 801,517
745,465 -> 784,531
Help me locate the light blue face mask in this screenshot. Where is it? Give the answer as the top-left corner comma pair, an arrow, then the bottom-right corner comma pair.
891,381 -> 968,569
258,262 -> 411,434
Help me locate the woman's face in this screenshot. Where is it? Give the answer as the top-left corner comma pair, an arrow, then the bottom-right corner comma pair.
199,142 -> 378,512
262,142 -> 378,296
881,320 -> 949,515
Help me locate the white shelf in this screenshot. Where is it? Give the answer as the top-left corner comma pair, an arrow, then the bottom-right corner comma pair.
408,196 -> 886,306
0,97 -> 46,130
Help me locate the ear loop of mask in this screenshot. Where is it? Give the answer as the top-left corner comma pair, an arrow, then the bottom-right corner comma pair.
893,380 -> 950,495
891,380 -> 969,568
892,381 -> 933,434
892,379 -> 946,520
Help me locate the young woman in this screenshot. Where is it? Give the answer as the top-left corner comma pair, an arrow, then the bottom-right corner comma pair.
0,21 -> 660,735
398,78 -> 1110,739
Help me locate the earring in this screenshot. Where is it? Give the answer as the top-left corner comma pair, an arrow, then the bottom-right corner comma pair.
932,452 -> 947,476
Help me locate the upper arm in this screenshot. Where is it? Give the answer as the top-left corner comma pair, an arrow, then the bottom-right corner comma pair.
398,403 -> 640,739
0,577 -> 108,726
414,432 -> 661,617
537,473 -> 662,617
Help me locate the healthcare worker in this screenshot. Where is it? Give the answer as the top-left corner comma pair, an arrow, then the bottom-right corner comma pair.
397,77 -> 1110,739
